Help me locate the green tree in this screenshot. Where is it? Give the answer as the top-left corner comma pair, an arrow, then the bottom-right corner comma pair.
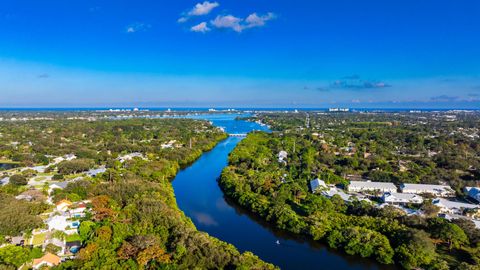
9,175 -> 27,186
0,245 -> 30,268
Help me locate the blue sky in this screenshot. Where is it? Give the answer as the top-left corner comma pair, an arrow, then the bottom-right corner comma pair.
0,0 -> 479,108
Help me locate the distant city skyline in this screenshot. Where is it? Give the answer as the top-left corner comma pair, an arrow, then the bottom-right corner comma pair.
1,0 -> 479,108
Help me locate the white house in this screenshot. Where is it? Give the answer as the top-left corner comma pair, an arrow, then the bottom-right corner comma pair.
46,215 -> 80,232
0,177 -> 9,186
67,202 -> 87,218
322,187 -> 352,201
118,152 -> 145,163
310,178 -> 327,193
432,198 -> 479,215
86,167 -> 106,177
48,182 -> 69,194
53,154 -> 77,164
400,183 -> 455,197
348,181 -> 397,193
278,151 -> 288,164
56,200 -> 73,212
47,215 -> 69,231
465,187 -> 480,203
322,187 -> 371,203
382,192 -> 424,205
65,154 -> 77,161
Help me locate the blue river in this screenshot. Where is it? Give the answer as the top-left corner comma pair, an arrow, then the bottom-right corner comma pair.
172,114 -> 397,270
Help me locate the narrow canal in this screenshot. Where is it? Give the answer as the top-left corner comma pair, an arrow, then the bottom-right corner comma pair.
172,114 -> 396,270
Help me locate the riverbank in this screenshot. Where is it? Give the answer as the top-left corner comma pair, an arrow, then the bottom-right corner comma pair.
172,115 -> 396,270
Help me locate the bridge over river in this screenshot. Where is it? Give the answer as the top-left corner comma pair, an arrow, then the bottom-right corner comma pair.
228,133 -> 247,137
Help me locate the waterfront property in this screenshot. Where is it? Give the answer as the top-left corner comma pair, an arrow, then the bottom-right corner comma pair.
400,183 -> 455,197
347,181 -> 397,193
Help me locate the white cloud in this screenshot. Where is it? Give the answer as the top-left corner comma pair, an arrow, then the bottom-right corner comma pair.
211,12 -> 276,32
244,12 -> 275,28
191,22 -> 211,33
179,1 -> 219,23
177,17 -> 188,23
189,1 -> 219,16
211,15 -> 243,32
125,22 -> 150,33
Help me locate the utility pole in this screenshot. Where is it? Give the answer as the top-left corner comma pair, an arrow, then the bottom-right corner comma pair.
189,137 -> 192,149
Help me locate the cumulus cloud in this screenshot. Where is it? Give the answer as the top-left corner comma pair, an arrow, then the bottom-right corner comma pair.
189,1 -> 219,16
179,1 -> 219,23
191,22 -> 211,33
126,22 -> 151,33
211,15 -> 243,32
211,12 -> 276,32
244,12 -> 276,28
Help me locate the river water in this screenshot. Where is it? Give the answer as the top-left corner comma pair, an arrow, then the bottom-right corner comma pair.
172,114 -> 396,270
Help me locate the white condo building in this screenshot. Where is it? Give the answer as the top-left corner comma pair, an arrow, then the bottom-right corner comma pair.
400,183 -> 455,197
348,181 -> 397,193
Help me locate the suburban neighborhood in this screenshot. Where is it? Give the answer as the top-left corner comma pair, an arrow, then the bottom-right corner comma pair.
0,154 -> 101,269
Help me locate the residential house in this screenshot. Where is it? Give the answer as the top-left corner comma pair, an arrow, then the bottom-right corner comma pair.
32,253 -> 61,269
46,215 -> 79,233
16,189 -> 46,202
86,167 -> 106,177
278,151 -> 288,164
382,192 -> 424,205
22,166 -> 46,173
161,140 -> 180,149
0,177 -> 9,186
465,187 -> 480,203
56,200 -> 73,212
67,202 -> 87,218
49,182 -> 69,194
348,181 -> 397,194
10,236 -> 24,246
401,183 -> 455,197
432,198 -> 480,215
322,187 -> 371,203
310,178 -> 327,193
53,154 -> 77,164
118,152 -> 144,163
322,187 -> 352,201
15,194 -> 33,201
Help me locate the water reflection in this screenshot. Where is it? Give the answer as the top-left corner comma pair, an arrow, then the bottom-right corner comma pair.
192,211 -> 219,226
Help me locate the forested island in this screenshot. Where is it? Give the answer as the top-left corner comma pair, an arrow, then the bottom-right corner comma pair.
221,111 -> 480,269
0,115 -> 274,269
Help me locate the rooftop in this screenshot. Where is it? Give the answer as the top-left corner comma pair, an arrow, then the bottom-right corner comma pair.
349,181 -> 397,189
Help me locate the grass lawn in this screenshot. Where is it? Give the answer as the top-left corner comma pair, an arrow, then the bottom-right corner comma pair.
34,176 -> 46,181
31,233 -> 47,246
64,173 -> 83,180
66,233 -> 82,242
0,159 -> 21,164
